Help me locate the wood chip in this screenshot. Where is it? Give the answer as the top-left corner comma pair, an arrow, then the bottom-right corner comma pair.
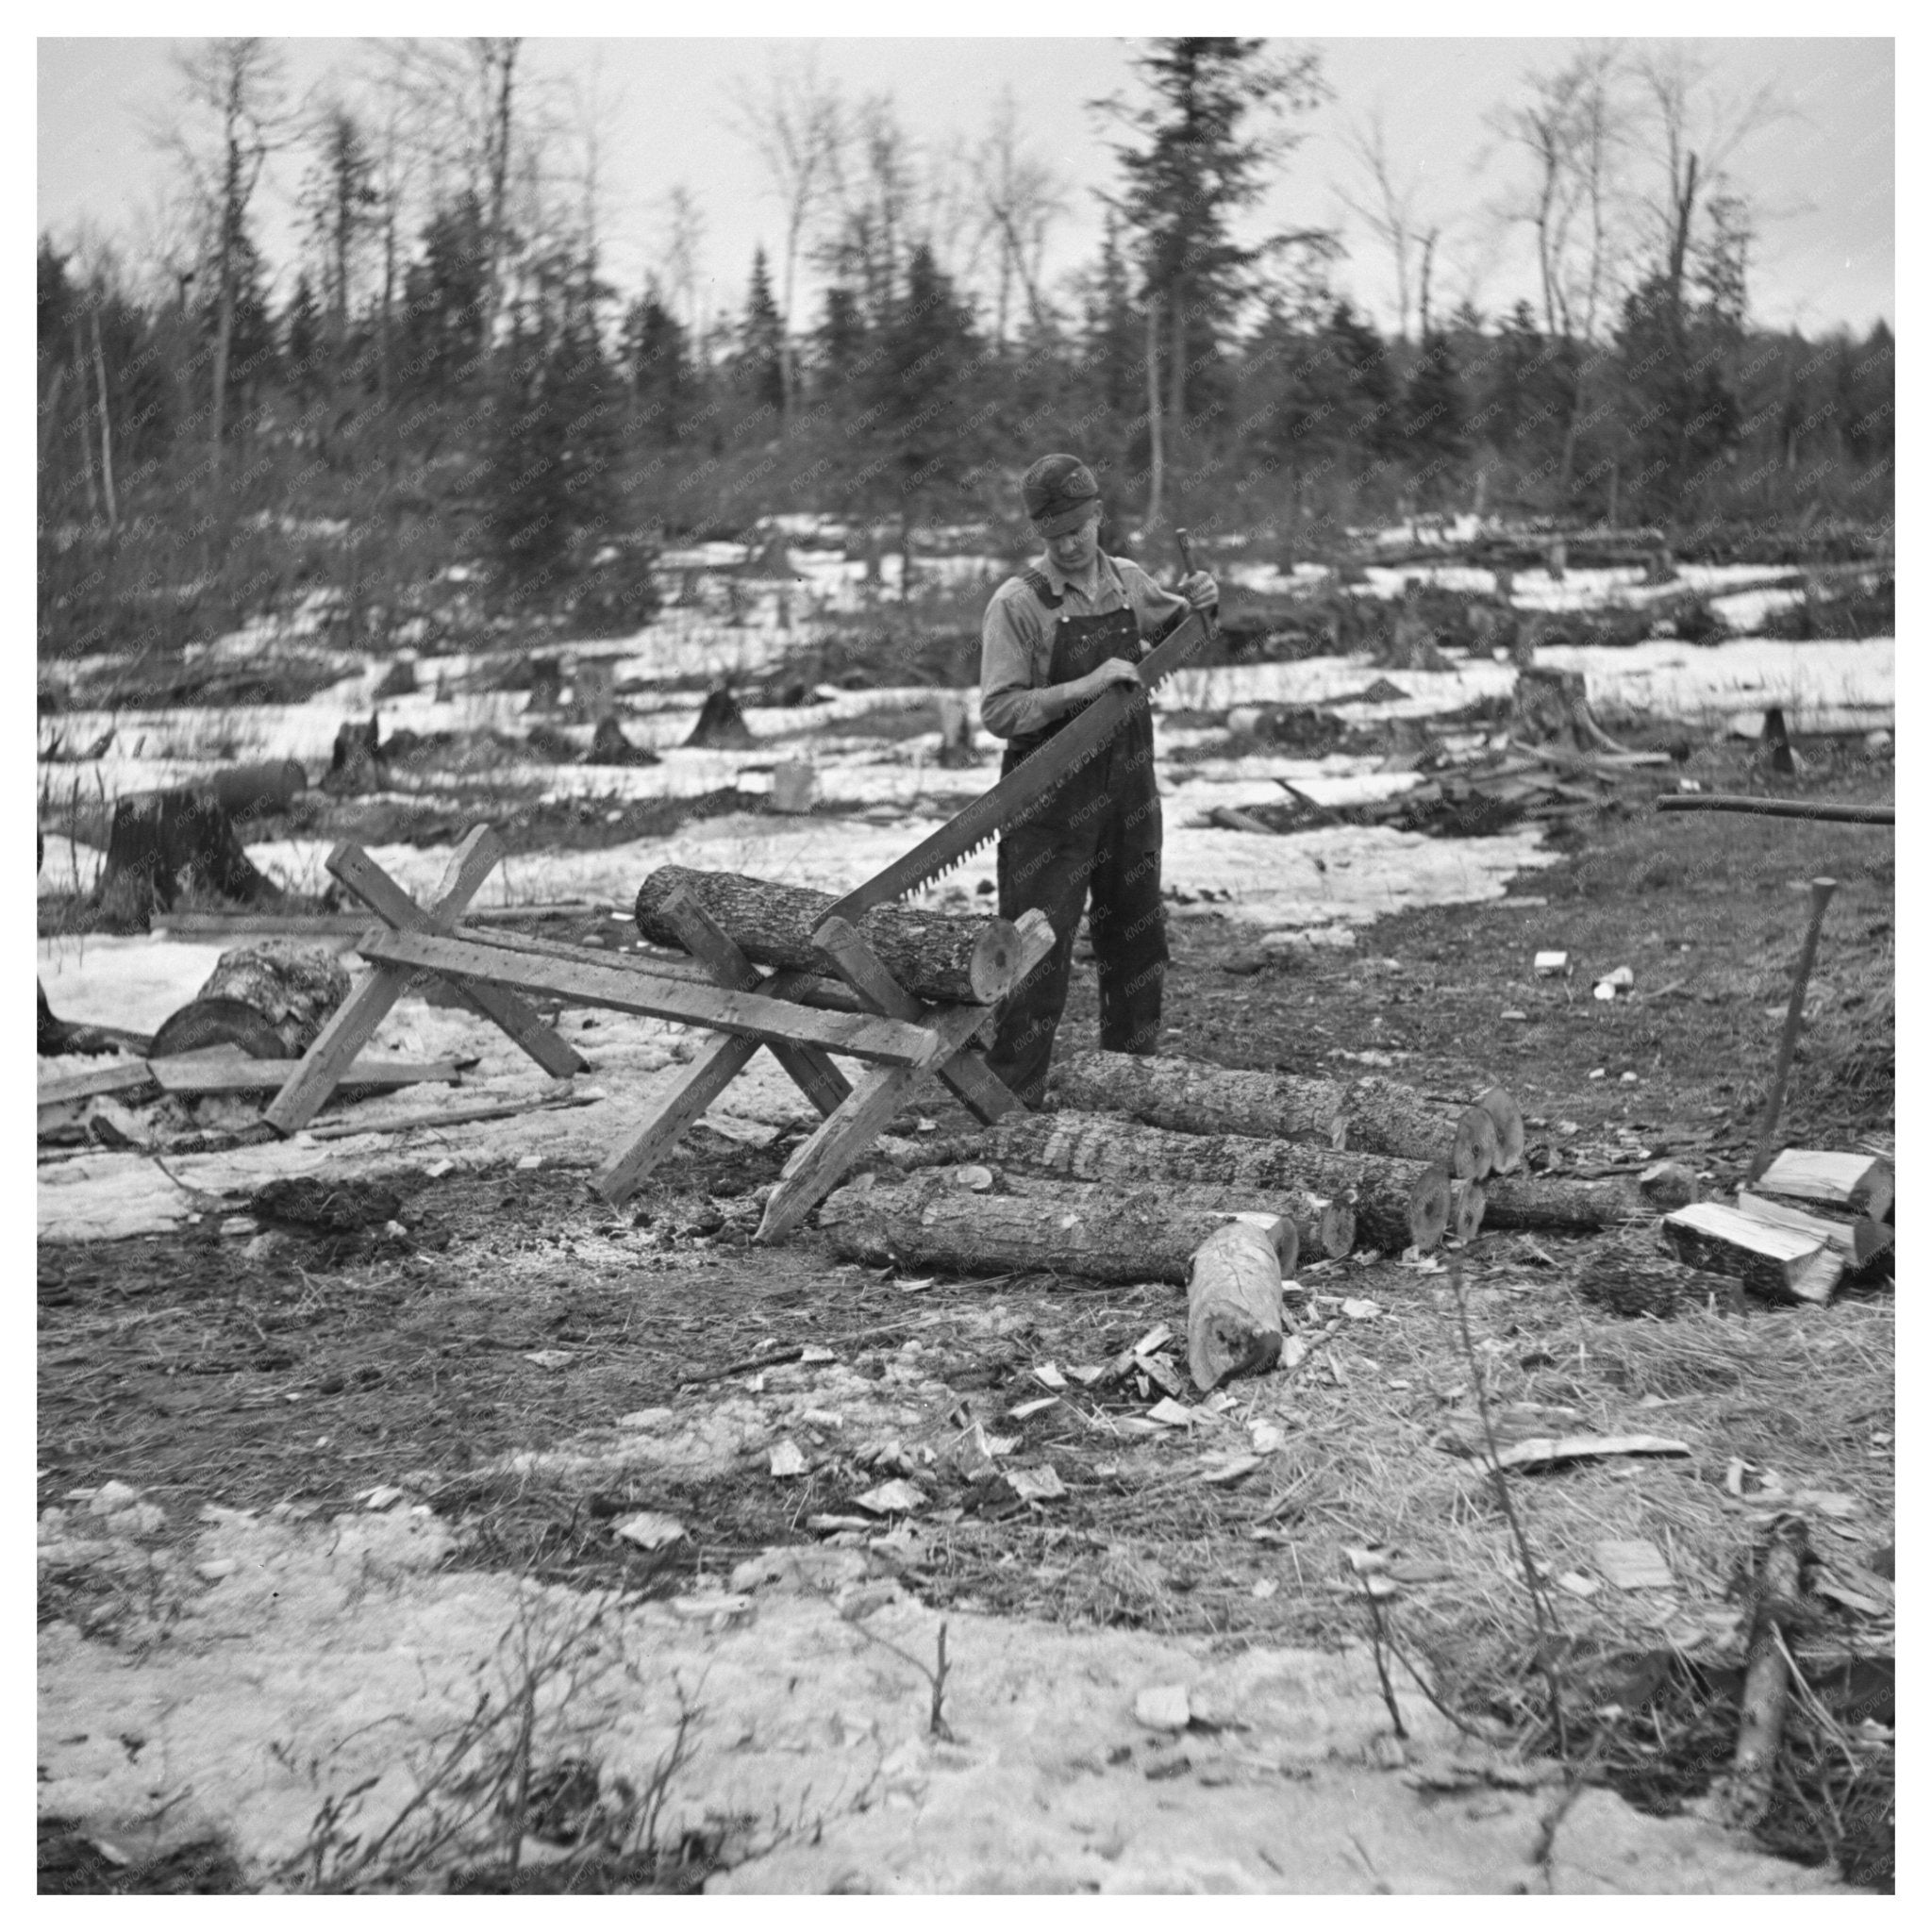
769,1440 -> 808,1477
1470,1432 -> 1691,1472
613,1511 -> 685,1550
1592,1539 -> 1674,1591
1005,1464 -> 1066,1502
853,1479 -> 926,1515
1200,1453 -> 1264,1486
1008,1397 -> 1059,1421
1134,1685 -> 1192,1731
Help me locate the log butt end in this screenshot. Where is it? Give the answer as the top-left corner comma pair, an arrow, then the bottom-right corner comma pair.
1449,1176 -> 1487,1243
1474,1087 -> 1525,1174
1409,1167 -> 1453,1252
1454,1106 -> 1502,1180
967,916 -> 1031,1005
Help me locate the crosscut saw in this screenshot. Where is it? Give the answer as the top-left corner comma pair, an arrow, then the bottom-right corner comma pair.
823,531 -> 1213,924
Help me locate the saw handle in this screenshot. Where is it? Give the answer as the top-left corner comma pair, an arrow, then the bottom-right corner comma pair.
1175,526 -> 1216,641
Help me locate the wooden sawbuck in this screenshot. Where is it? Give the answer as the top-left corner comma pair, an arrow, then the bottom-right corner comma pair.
263,825 -> 1050,1241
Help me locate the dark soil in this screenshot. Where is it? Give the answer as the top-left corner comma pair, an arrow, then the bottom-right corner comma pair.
38,730 -> 1893,1891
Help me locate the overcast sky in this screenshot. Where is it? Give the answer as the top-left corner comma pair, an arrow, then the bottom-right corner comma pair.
37,31 -> 1893,341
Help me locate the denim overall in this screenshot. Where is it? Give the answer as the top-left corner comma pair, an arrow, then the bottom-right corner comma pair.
987,600 -> 1167,1103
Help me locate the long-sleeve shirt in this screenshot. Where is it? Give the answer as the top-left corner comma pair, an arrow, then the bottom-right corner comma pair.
978,550 -> 1188,741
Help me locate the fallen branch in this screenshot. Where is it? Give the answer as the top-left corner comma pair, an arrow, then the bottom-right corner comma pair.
300,1087 -> 596,1142
1713,1518 -> 1808,1828
1654,795 -> 1893,825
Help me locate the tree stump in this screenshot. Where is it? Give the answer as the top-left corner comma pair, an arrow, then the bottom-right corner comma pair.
96,789 -> 284,926
324,713 -> 387,795
588,716 -> 659,767
634,864 -> 1026,1007
684,687 -> 756,749
1513,666 -> 1594,748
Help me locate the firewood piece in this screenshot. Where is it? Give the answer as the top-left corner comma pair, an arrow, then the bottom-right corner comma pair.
1754,1149 -> 1893,1223
817,1171 -> 1291,1291
96,788 -> 284,924
1732,1191 -> 1893,1271
1448,1177 -> 1487,1242
1662,1203 -> 1844,1304
1188,1221 -> 1289,1391
1480,1165 -> 1701,1233
995,1174 -> 1311,1271
980,1109 -> 1450,1254
635,864 -> 1027,1008
1346,1075 -> 1498,1179
1208,805 -> 1278,837
1474,1086 -> 1526,1174
187,941 -> 353,1058
1049,1051 -> 1347,1149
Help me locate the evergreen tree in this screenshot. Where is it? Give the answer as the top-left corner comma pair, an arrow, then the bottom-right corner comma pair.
1097,38 -> 1324,441
1325,300 -> 1399,461
400,193 -> 491,398
811,284 -> 867,408
620,288 -> 691,441
1400,330 -> 1468,503
283,272 -> 324,399
739,246 -> 785,417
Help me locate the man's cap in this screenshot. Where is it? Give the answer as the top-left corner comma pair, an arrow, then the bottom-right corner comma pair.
1023,454 -> 1101,537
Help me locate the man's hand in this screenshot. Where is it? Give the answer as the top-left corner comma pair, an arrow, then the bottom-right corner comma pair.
1068,658 -> 1142,707
1179,570 -> 1219,611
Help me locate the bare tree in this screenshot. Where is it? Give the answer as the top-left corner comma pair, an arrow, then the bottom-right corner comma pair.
728,48 -> 845,428
151,37 -> 294,458
816,92 -> 919,317
659,182 -> 708,354
1633,42 -> 1790,335
1334,107 -> 1430,343
969,89 -> 1068,345
1483,42 -> 1630,344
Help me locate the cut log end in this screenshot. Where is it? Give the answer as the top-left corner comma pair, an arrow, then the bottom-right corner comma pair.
1474,1086 -> 1526,1174
1453,1106 -> 1502,1181
1407,1167 -> 1452,1252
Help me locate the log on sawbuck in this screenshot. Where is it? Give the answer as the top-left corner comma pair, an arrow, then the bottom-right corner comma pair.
977,1109 -> 1457,1254
635,864 -> 1029,1007
818,1169 -> 1296,1287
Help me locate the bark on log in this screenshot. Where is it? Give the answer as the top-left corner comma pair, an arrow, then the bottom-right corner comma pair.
191,942 -> 353,1058
97,789 -> 284,925
1481,1165 -> 1700,1233
635,864 -> 1028,1007
1576,1245 -> 1745,1320
1474,1086 -> 1526,1174
817,1171 -> 1294,1286
1346,1075 -> 1499,1179
1188,1221 -> 1287,1392
1048,1051 -> 1347,1148
1662,1203 -> 1844,1305
996,1174 -> 1316,1270
980,1109 -> 1450,1254
209,759 -> 308,820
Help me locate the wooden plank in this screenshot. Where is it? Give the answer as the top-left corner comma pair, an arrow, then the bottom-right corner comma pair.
592,1035 -> 763,1207
266,832 -> 514,1135
37,1061 -> 156,1108
755,998 -> 1007,1242
152,901 -> 609,940
663,889 -> 851,1118
811,912 -> 1025,1127
304,1086 -> 595,1142
357,927 -> 943,1066
328,840 -> 587,1080
151,1053 -> 460,1097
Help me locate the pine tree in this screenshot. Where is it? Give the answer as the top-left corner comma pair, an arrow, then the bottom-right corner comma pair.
739,246 -> 785,417
621,289 -> 692,442
400,193 -> 491,398
283,272 -> 324,400
1325,300 -> 1399,463
1401,330 -> 1468,504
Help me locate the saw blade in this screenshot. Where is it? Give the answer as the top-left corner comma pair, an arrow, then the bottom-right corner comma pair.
824,605 -> 1212,924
